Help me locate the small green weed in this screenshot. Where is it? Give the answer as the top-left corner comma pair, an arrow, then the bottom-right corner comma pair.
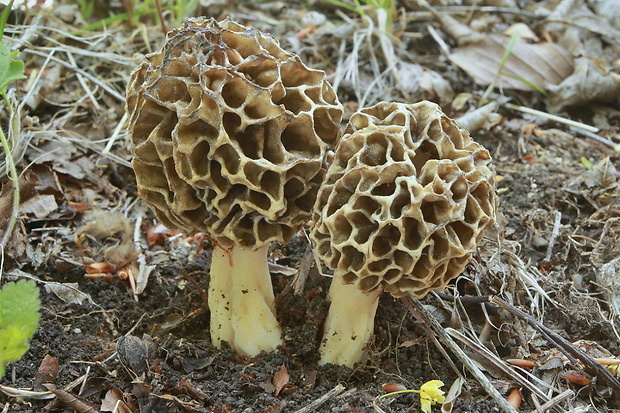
76,0 -> 95,21
0,0 -> 25,248
479,31 -> 546,106
76,0 -> 200,33
323,0 -> 396,32
0,280 -> 41,379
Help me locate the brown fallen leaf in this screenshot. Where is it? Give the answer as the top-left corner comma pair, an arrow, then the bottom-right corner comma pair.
34,355 -> 59,392
301,370 -> 317,390
43,281 -> 93,305
20,194 -> 58,219
548,58 -> 620,112
381,383 -> 407,393
449,34 -> 574,91
101,388 -> 134,413
43,385 -> 98,413
23,65 -> 62,110
563,373 -> 591,386
506,387 -> 522,409
582,157 -> 618,188
272,364 -> 289,397
31,164 -> 63,195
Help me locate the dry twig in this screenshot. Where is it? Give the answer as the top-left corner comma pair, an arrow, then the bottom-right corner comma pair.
491,296 -> 620,396
294,384 -> 346,413
407,297 -> 520,413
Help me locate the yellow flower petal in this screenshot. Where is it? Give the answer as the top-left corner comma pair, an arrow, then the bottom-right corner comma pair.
420,398 -> 432,413
418,380 -> 446,411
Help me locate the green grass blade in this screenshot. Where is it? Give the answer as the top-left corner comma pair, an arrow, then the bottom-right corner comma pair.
76,6 -> 174,34
480,32 -> 519,106
0,0 -> 16,42
503,73 -> 548,96
322,0 -> 360,13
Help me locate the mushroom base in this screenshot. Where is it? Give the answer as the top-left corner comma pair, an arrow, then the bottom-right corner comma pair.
319,277 -> 382,367
209,243 -> 283,357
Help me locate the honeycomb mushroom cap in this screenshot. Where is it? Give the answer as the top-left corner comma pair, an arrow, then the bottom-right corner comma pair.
311,101 -> 496,298
127,17 -> 343,248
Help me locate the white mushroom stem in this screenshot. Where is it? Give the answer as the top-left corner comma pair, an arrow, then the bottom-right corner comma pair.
209,243 -> 283,357
319,276 -> 382,367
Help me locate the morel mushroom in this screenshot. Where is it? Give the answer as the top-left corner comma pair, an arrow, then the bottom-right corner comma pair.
126,18 -> 343,357
310,101 -> 496,366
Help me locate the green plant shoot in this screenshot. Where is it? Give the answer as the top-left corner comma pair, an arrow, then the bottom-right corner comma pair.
0,0 -> 25,102
0,0 -> 25,101
0,280 -> 41,379
0,43 -> 26,99
76,0 -> 96,21
322,0 -> 396,32
0,0 -> 25,249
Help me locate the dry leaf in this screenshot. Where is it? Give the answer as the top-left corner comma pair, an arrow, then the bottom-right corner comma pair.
46,387 -> 100,413
456,102 -> 500,132
548,58 -> 620,112
76,211 -> 139,266
382,383 -> 407,393
582,157 -> 618,188
31,165 -> 63,195
546,1 -> 620,48
20,194 -> 58,219
441,377 -> 464,413
101,388 -> 133,413
32,140 -> 86,180
396,62 -> 454,105
589,0 -> 620,29
44,282 -> 92,305
563,373 -> 591,386
0,383 -> 55,399
504,23 -> 538,42
268,262 -> 297,276
272,364 -> 289,397
23,66 -> 62,110
434,11 -> 485,45
33,355 -> 59,392
597,257 -> 620,316
134,257 -> 155,296
506,387 -> 522,409
449,34 -> 574,91
451,93 -> 474,111
302,370 -> 317,390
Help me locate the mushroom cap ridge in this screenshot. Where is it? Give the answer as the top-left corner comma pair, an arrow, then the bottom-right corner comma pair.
127,17 -> 343,248
310,101 -> 496,298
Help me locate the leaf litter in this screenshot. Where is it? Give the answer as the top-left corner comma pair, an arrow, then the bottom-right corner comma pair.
0,0 -> 619,412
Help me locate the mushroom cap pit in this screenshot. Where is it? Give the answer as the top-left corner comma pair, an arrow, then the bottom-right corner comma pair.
310,101 -> 496,298
127,17 -> 343,248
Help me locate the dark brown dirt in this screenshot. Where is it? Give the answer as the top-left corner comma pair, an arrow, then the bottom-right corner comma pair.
4,119 -> 620,411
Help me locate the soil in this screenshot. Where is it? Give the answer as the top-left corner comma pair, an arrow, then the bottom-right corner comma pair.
1,1 -> 620,412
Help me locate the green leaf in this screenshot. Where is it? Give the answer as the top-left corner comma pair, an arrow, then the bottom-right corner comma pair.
0,280 -> 40,379
0,0 -> 16,42
580,156 -> 594,169
0,325 -> 31,360
0,42 -> 26,94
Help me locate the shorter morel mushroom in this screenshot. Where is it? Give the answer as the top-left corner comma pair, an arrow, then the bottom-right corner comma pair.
126,18 -> 343,357
310,101 -> 496,366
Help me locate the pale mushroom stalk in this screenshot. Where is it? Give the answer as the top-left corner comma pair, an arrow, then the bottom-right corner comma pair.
320,277 -> 381,366
311,101 -> 496,366
208,245 -> 233,348
209,244 -> 282,357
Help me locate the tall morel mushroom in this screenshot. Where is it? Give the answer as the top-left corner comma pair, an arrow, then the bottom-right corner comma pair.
126,18 -> 343,357
310,101 -> 496,366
